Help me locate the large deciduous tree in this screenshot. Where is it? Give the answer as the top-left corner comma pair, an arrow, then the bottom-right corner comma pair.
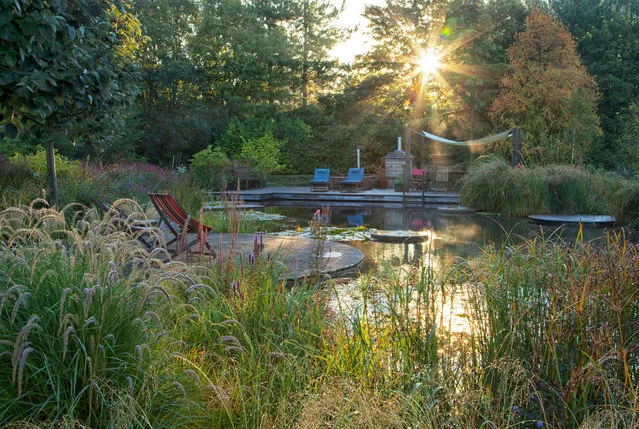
490,9 -> 600,164
0,0 -> 141,207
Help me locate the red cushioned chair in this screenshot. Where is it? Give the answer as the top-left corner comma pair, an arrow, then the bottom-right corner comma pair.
148,193 -> 215,255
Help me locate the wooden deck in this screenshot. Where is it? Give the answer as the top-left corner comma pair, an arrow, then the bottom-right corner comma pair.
212,186 -> 461,206
170,233 -> 364,283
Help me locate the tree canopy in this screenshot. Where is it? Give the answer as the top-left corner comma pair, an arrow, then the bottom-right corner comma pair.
490,9 -> 600,164
0,0 -> 142,205
2,0 -> 639,174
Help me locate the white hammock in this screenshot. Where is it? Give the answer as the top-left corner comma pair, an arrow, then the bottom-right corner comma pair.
421,130 -> 511,146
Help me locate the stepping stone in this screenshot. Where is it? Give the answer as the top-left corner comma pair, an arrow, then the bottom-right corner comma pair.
370,230 -> 428,243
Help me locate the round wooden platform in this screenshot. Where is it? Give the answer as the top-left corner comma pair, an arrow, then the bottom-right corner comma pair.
202,234 -> 364,282
528,214 -> 616,227
370,230 -> 428,243
203,203 -> 264,211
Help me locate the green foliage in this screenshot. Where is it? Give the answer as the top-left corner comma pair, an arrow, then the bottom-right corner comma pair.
13,149 -> 82,180
461,159 -> 625,216
614,102 -> 639,174
240,131 -> 287,175
0,0 -> 143,206
0,0 -> 142,134
190,146 -> 231,190
611,182 -> 639,228
0,135 -> 41,157
552,0 -> 639,169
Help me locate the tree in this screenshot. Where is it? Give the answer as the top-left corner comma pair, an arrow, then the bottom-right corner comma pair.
0,0 -> 142,207
550,0 -> 639,169
289,0 -> 346,107
490,9 -> 600,164
442,0 -> 528,140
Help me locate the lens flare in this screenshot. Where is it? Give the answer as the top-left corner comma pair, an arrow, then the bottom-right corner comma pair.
418,49 -> 441,76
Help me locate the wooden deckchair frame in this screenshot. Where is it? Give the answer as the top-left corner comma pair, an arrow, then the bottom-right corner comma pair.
89,193 -> 159,251
148,193 -> 215,255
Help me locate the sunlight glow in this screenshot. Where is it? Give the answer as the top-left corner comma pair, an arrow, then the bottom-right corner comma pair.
417,49 -> 442,76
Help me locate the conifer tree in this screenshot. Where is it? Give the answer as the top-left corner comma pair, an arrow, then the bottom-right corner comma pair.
490,9 -> 600,164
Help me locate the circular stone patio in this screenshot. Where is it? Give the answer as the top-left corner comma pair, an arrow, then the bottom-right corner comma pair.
178,233 -> 364,283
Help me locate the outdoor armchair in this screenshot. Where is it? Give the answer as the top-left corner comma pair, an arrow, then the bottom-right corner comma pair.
310,168 -> 330,192
340,168 -> 365,192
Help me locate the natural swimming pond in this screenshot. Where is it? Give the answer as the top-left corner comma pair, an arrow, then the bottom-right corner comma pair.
261,204 -> 622,334
266,204 -> 611,272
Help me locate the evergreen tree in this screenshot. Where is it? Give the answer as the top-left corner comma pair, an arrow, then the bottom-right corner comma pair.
551,0 -> 639,170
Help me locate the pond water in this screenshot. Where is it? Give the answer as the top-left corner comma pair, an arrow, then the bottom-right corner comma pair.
268,204 -> 610,270
267,205 -> 617,335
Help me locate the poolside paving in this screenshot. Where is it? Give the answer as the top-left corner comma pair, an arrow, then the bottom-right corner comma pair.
169,232 -> 364,283
212,186 -> 461,206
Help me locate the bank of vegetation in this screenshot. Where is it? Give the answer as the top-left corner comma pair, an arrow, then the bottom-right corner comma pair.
460,159 -> 639,226
1,203 -> 638,427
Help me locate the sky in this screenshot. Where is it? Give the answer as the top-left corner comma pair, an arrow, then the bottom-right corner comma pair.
329,0 -> 385,63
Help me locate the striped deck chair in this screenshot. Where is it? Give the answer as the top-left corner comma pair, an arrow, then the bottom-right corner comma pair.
148,193 -> 215,255
89,193 -> 159,250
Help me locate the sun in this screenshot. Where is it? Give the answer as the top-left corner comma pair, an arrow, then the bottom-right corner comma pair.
417,49 -> 441,76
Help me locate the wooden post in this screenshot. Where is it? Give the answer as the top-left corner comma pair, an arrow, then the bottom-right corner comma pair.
45,139 -> 58,208
511,127 -> 523,167
403,128 -> 411,197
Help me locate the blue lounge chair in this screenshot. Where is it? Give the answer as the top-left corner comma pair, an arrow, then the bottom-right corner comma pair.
310,168 -> 330,192
340,168 -> 365,192
347,213 -> 364,227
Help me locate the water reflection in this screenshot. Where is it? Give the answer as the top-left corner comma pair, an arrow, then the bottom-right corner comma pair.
272,205 -> 614,337
270,205 -> 610,251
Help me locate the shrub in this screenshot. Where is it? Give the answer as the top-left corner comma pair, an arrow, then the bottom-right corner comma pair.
190,146 -> 231,190
0,155 -> 41,207
611,183 -> 639,228
240,131 -> 287,175
13,149 -> 82,180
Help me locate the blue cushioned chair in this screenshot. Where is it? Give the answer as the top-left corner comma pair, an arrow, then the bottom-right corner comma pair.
340,168 -> 365,192
310,168 -> 330,192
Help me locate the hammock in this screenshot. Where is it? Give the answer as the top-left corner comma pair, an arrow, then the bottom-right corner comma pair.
421,129 -> 511,146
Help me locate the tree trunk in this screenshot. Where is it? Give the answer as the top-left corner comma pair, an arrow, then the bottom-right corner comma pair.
46,139 -> 59,208
301,0 -> 309,108
511,127 -> 523,167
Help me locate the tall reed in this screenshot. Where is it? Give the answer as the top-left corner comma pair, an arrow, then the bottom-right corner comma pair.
461,160 -> 626,217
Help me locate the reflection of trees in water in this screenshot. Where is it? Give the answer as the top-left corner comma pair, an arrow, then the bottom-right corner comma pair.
272,205 -> 611,254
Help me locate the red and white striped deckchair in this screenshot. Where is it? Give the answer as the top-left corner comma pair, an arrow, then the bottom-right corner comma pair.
148,193 -> 214,255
